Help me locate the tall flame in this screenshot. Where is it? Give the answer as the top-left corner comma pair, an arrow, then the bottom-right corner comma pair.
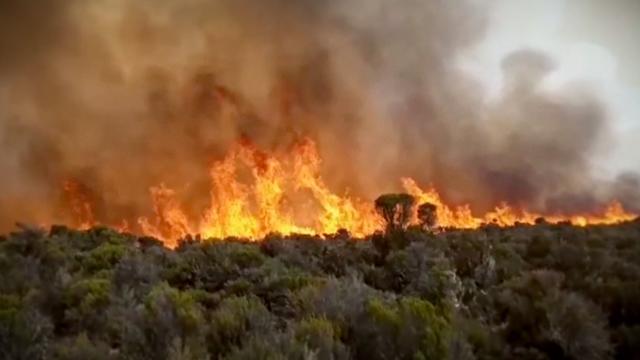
62,180 -> 96,230
62,138 -> 636,247
135,138 -> 381,246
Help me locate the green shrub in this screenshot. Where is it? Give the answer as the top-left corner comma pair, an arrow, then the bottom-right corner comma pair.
82,243 -> 127,273
65,278 -> 111,310
63,277 -> 112,333
52,333 -> 112,360
0,304 -> 53,360
0,294 -> 21,323
146,283 -> 203,332
209,295 -> 274,357
1,221 -> 639,359
294,317 -> 349,359
354,297 -> 451,360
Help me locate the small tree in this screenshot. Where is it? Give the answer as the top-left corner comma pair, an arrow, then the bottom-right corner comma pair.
375,194 -> 416,232
417,202 -> 438,231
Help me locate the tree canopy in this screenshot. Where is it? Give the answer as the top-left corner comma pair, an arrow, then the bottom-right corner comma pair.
375,193 -> 416,232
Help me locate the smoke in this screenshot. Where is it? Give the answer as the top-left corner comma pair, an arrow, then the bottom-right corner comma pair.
0,0 -> 636,230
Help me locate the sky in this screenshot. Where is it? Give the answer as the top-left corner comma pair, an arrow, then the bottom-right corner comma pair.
461,0 -> 640,177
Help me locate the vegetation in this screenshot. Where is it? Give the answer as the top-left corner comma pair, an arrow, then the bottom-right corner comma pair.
375,194 -> 416,232
1,212 -> 639,359
417,202 -> 438,231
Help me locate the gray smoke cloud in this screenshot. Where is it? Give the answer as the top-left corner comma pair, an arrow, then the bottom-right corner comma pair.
0,0 -> 637,230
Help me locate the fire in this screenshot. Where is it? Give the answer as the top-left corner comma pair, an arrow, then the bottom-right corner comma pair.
134,138 -> 381,246
61,139 -> 636,246
62,180 -> 96,230
403,178 -> 637,228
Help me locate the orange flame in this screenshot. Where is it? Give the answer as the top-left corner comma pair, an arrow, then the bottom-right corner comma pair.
133,138 -> 381,246
403,178 -> 637,228
62,139 -> 637,246
62,180 -> 96,230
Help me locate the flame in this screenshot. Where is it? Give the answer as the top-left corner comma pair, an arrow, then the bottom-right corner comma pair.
138,185 -> 194,245
403,178 -> 637,228
136,138 -> 382,245
60,139 -> 637,246
62,180 -> 96,230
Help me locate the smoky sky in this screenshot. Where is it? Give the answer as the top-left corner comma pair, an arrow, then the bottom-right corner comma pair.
0,0 -> 637,230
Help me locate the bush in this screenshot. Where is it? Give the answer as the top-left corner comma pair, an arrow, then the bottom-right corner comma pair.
63,277 -> 112,333
0,301 -> 53,360
82,243 -> 127,273
294,317 -> 350,359
52,333 -> 112,360
209,295 -> 274,357
1,221 -> 639,359
117,283 -> 208,360
356,297 -> 451,360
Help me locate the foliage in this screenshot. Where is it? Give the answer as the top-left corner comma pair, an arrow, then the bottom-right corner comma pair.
1,220 -> 639,359
209,295 -> 274,357
358,297 -> 451,359
417,202 -> 438,230
375,193 -> 416,232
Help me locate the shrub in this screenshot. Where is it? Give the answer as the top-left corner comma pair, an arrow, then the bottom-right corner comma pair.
52,333 -> 112,360
0,221 -> 639,359
145,283 -> 204,333
82,243 -> 127,273
294,317 -> 350,359
0,301 -> 53,360
209,295 -> 274,357
354,297 -> 451,360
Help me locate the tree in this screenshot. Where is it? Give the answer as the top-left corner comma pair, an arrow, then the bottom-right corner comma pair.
375,194 -> 416,232
417,202 -> 438,231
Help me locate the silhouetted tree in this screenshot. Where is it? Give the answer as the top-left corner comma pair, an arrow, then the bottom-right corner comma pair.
375,194 -> 416,232
418,202 -> 438,231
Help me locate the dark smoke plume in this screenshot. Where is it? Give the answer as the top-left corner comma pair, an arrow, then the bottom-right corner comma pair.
0,0 -> 637,230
